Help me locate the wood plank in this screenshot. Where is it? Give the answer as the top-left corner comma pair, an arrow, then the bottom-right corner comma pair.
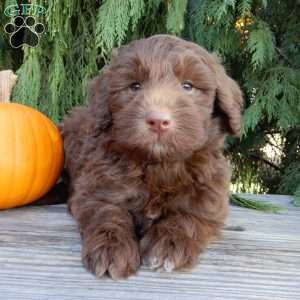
0,195 -> 299,300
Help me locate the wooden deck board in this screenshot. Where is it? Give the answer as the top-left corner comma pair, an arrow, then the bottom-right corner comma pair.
0,195 -> 299,300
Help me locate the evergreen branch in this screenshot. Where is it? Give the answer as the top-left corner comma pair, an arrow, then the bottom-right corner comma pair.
230,194 -> 285,213
96,0 -> 145,56
246,20 -> 275,69
249,154 -> 281,171
166,0 -> 188,35
275,47 -> 293,66
266,140 -> 282,151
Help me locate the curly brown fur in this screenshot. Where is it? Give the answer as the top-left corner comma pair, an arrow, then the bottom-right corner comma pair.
61,35 -> 243,279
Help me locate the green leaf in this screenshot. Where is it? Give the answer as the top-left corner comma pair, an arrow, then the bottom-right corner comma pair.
230,194 -> 285,213
246,20 -> 275,69
238,0 -> 252,16
12,48 -> 41,109
96,0 -> 145,55
242,100 -> 263,135
166,0 -> 188,35
215,0 -> 236,22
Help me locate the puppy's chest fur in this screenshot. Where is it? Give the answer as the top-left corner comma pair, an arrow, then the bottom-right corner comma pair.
142,162 -> 192,214
122,153 -> 218,235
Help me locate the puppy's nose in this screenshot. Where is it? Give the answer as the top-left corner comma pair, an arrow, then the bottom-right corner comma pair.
145,111 -> 171,134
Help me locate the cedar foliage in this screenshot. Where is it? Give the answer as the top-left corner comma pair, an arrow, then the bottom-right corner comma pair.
0,0 -> 299,202
186,0 -> 300,201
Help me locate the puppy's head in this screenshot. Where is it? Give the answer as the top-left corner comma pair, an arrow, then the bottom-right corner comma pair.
89,35 -> 243,161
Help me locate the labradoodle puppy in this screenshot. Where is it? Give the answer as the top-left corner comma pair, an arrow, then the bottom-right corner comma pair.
61,35 -> 243,279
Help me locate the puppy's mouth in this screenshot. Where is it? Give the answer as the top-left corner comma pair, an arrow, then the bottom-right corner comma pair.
148,130 -> 168,142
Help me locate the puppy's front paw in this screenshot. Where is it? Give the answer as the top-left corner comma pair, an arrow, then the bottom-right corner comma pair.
141,226 -> 199,272
82,230 -> 140,279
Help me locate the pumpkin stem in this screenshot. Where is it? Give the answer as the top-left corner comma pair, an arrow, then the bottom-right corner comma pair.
0,70 -> 17,103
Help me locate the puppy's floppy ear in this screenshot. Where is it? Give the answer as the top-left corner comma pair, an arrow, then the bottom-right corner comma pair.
213,63 -> 243,136
87,73 -> 112,130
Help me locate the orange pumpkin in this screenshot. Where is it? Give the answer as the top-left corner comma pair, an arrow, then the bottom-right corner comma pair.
0,103 -> 64,209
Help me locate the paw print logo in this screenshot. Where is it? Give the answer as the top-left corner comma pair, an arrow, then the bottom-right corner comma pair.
4,16 -> 44,48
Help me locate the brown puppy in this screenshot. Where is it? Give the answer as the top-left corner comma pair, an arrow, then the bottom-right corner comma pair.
61,35 -> 243,279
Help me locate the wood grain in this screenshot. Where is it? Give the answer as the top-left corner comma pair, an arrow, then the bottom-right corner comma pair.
0,195 -> 299,300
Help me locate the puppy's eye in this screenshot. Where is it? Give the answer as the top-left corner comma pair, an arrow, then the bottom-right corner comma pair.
181,82 -> 194,92
130,82 -> 142,92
